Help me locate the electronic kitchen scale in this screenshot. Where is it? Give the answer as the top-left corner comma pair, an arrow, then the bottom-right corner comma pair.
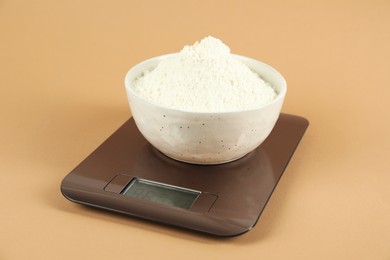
61,113 -> 308,237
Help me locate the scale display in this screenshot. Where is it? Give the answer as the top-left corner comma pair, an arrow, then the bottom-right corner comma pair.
61,114 -> 308,237
122,178 -> 200,209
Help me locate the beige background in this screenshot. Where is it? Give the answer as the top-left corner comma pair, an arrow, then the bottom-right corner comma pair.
1,0 -> 390,259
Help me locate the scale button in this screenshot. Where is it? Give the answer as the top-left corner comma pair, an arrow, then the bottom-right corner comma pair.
104,174 -> 133,194
191,193 -> 218,213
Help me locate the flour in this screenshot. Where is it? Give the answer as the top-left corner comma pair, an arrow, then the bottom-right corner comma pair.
133,36 -> 276,112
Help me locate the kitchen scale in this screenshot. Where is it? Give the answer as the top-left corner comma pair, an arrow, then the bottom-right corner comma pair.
61,113 -> 308,237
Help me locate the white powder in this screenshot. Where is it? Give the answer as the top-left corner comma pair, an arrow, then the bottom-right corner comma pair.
133,36 -> 276,112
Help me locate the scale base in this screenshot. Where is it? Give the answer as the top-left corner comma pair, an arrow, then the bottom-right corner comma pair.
61,113 -> 309,237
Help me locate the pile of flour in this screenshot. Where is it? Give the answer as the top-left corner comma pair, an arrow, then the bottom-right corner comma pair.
133,36 -> 276,112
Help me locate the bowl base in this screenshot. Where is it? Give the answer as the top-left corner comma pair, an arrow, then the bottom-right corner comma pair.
159,151 -> 252,165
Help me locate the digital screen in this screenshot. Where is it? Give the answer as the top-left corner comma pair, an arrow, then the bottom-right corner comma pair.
121,178 -> 200,209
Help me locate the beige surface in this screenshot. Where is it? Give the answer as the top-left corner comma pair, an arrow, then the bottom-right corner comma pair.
1,0 -> 390,259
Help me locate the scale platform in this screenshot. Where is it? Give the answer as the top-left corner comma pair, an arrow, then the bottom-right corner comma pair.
61,113 -> 309,237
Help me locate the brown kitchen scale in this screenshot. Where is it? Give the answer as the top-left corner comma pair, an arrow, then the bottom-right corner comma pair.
61,113 -> 308,237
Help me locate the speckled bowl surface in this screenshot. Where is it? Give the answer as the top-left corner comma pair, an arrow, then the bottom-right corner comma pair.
125,53 -> 286,164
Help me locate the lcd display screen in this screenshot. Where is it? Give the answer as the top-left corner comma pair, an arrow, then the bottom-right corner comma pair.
122,178 -> 200,209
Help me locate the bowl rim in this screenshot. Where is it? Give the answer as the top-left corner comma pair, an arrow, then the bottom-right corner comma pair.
124,53 -> 287,115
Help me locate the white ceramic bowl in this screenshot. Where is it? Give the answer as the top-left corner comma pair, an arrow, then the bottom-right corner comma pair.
125,53 -> 286,165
